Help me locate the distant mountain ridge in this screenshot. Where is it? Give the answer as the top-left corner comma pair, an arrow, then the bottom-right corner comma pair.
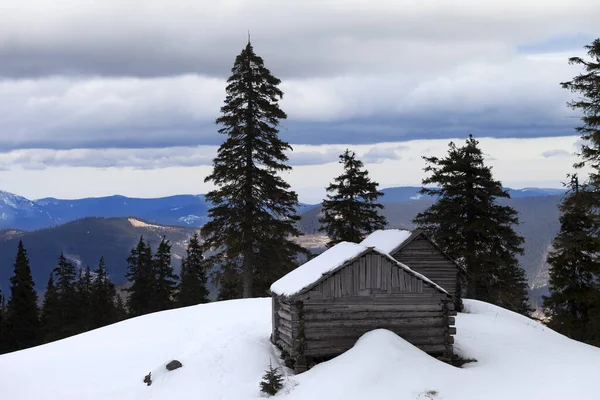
0,186 -> 566,231
379,186 -> 566,202
0,217 -> 198,296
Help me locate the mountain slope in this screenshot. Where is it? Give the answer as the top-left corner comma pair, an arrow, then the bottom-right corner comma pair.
0,217 -> 197,294
35,195 -> 212,228
0,191 -> 57,230
0,298 -> 597,399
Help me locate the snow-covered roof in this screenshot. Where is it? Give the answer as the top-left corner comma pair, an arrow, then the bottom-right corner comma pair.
269,241 -> 448,297
270,242 -> 368,297
360,229 -> 413,254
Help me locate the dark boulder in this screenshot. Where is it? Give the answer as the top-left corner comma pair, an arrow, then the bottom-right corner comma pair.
166,360 -> 183,371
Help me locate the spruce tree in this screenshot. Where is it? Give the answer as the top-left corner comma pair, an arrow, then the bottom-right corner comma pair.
75,266 -> 93,333
413,135 -> 531,314
152,237 -> 177,311
178,233 -> 210,307
52,253 -> 80,339
114,294 -> 128,322
215,261 -> 242,301
90,257 -> 118,328
543,176 -> 600,343
40,272 -> 60,343
4,240 -> 40,352
561,39 -> 600,183
0,289 -> 6,353
547,39 -> 600,343
319,149 -> 387,247
259,361 -> 284,396
201,40 -> 305,298
253,237 -> 300,296
125,236 -> 154,316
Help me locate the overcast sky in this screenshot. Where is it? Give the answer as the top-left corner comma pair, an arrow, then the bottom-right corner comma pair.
0,0 -> 597,202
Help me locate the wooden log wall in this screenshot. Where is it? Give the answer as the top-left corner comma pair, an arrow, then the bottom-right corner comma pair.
393,236 -> 460,297
300,297 -> 453,358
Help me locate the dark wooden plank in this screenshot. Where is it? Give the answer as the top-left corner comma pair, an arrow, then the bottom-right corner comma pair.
303,310 -> 446,321
303,304 -> 446,313
305,328 -> 447,341
304,317 -> 446,329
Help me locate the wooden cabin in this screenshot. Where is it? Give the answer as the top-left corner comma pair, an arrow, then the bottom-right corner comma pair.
269,242 -> 456,373
361,229 -> 466,300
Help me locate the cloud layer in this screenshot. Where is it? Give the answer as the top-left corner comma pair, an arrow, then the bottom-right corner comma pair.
0,136 -> 586,203
1,0 -> 598,79
0,52 -> 587,150
0,0 -> 597,199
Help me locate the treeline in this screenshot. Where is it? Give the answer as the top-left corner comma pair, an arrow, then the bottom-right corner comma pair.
0,232 -> 210,354
542,39 -> 600,347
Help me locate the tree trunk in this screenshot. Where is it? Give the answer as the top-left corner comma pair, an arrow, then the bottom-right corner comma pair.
242,246 -> 253,298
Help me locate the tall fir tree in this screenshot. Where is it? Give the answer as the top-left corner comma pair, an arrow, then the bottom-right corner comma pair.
543,176 -> 600,344
51,253 -> 80,339
215,260 -> 242,301
90,257 -> 119,329
114,294 -> 128,322
152,237 -> 177,311
178,233 -> 210,307
561,39 -> 600,184
413,135 -> 531,314
125,236 -> 155,317
201,40 -> 305,298
547,38 -> 600,342
0,288 -> 6,353
40,272 -> 60,343
318,149 -> 387,247
4,240 -> 39,352
75,266 -> 93,333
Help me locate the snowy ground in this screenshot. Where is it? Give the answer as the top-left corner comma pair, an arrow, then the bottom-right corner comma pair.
0,299 -> 598,400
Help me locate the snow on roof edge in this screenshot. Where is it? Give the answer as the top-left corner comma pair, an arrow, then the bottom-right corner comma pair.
269,242 -> 370,297
360,229 -> 414,254
270,241 -> 449,298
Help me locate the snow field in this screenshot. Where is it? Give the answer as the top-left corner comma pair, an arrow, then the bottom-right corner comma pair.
0,299 -> 598,400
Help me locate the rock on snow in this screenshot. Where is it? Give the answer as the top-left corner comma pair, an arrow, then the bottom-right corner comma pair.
0,299 -> 599,400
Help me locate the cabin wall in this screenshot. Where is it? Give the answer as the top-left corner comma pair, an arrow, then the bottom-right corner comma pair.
273,299 -> 303,361
393,236 -> 461,297
286,253 -> 455,361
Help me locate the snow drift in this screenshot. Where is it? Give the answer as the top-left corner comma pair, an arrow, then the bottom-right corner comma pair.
0,299 -> 598,400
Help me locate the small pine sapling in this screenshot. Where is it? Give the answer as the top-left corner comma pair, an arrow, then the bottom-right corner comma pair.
259,361 -> 284,396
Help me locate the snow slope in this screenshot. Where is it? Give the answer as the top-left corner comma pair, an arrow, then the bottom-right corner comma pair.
1,299 -> 598,400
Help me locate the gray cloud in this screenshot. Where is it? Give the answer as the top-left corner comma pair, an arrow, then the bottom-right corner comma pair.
0,58 -> 581,152
0,1 -> 595,153
288,149 -> 341,166
361,146 -> 407,163
541,149 -> 571,158
0,1 -> 597,79
0,148 -> 216,170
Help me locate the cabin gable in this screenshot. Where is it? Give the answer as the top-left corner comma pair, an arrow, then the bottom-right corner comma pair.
296,252 -> 427,302
391,234 -> 463,298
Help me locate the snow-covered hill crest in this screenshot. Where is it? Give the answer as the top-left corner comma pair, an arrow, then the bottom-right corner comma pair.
0,299 -> 598,400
